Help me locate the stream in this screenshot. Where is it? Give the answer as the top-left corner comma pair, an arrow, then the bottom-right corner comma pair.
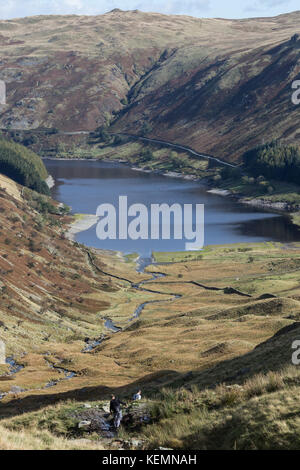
0,356 -> 77,400
0,253 -> 175,402
82,252 -> 182,351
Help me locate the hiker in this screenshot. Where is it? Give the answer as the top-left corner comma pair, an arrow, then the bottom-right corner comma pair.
133,389 -> 142,401
110,394 -> 126,429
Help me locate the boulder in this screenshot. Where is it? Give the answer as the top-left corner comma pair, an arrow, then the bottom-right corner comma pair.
78,420 -> 91,429
101,404 -> 110,413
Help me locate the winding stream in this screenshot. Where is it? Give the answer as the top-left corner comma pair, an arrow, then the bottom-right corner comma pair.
0,247 -> 254,400
0,356 -> 77,400
84,249 -> 182,342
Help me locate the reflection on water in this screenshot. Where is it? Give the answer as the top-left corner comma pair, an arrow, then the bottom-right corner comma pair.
45,159 -> 300,255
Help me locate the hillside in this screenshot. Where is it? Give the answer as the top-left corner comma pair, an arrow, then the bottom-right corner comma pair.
1,174 -> 300,448
0,10 -> 300,160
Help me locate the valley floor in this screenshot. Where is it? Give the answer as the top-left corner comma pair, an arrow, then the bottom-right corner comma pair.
1,204 -> 300,449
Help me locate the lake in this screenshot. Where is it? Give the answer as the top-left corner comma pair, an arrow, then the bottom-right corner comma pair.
45,159 -> 300,256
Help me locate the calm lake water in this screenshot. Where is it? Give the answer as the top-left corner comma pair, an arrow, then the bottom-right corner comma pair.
45,159 -> 300,255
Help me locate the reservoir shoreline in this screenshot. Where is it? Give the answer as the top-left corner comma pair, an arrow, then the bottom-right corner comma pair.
46,159 -> 300,253
43,155 -> 300,227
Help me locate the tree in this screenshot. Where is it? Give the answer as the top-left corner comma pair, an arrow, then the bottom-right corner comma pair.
242,141 -> 300,185
93,126 -> 111,143
0,138 -> 49,195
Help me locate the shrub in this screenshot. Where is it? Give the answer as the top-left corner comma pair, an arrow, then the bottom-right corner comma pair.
141,148 -> 153,162
220,166 -> 241,180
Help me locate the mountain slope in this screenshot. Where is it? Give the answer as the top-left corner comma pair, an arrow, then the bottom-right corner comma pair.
0,10 -> 300,160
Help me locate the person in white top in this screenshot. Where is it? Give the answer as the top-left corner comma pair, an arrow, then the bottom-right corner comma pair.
133,389 -> 142,401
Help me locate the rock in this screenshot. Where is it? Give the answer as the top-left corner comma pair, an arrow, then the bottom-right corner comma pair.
130,439 -> 144,449
74,409 -> 113,438
78,420 -> 91,429
83,403 -> 91,408
122,439 -> 144,450
101,404 -> 110,413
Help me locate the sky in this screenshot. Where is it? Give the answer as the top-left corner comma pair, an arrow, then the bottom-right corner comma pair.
0,0 -> 299,20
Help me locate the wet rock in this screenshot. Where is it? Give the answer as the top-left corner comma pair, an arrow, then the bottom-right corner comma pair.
74,409 -> 114,438
122,402 -> 151,428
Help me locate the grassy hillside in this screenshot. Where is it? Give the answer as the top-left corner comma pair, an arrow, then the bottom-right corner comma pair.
0,184 -> 300,450
0,11 -> 300,160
